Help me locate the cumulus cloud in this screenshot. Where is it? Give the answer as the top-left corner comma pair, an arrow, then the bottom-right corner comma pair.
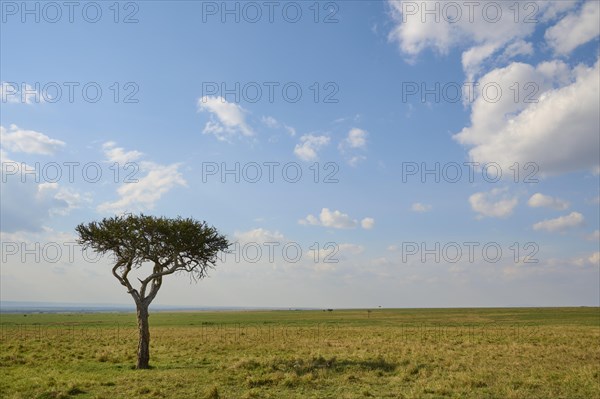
387,0 -> 577,77
97,142 -> 186,213
321,209 -> 355,229
0,133 -> 85,232
411,202 -> 432,212
0,157 -> 72,232
314,208 -> 356,229
339,128 -> 368,165
533,211 -> 585,232
361,217 -> 375,230
234,228 -> 285,244
387,1 -> 599,177
469,188 -> 518,218
527,193 -> 570,210
102,142 -> 143,164
1,125 -> 65,155
454,59 -> 600,176
300,208 -> 374,230
545,1 -> 600,55
501,40 -> 534,60
40,183 -> 91,216
294,134 -> 330,161
97,163 -> 186,213
340,128 -> 368,150
197,96 -> 253,140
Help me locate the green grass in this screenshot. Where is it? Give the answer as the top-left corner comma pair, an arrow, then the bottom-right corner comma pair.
1,307 -> 599,398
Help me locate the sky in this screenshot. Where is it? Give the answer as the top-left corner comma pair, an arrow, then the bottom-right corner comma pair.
1,0 -> 599,308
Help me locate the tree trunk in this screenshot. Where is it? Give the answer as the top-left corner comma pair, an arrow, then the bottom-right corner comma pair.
136,303 -> 151,369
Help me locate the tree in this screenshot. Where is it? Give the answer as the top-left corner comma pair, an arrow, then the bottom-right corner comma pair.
76,214 -> 229,369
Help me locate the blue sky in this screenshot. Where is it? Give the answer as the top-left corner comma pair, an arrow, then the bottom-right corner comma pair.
1,0 -> 599,308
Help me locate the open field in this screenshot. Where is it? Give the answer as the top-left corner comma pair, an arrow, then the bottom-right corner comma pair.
1,307 -> 598,398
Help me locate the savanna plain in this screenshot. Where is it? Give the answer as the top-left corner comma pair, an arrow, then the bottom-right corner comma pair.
1,307 -> 598,399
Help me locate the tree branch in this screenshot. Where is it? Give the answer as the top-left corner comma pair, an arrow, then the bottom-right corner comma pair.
112,260 -> 140,304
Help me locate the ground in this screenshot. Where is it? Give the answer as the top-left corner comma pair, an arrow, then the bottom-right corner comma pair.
0,307 -> 598,398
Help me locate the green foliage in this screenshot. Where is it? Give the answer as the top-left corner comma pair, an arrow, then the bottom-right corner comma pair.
75,214 -> 230,281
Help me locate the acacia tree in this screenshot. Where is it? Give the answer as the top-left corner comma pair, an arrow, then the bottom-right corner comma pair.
76,214 -> 229,369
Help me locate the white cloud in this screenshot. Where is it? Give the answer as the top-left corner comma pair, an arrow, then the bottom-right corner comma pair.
0,82 -> 45,104
97,143 -> 186,213
454,59 -> 600,176
411,202 -> 432,213
234,228 -> 285,244
339,128 -> 368,165
469,188 -> 518,218
300,214 -> 320,226
261,116 -> 279,128
387,1 -> 577,77
0,148 -> 86,232
197,96 -> 253,140
102,141 -> 143,164
0,157 -> 72,232
527,193 -> 570,210
462,42 -> 502,81
387,1 -> 599,177
361,217 -> 375,230
569,252 -> 600,268
340,128 -> 368,150
348,155 -> 367,167
261,116 -> 296,136
300,208 -> 352,229
300,208 -> 374,230
545,1 -> 600,55
294,134 -> 330,161
97,162 -> 186,213
318,208 -> 356,229
38,183 -> 90,216
501,40 -> 534,60
533,211 -> 585,232
0,125 -> 65,155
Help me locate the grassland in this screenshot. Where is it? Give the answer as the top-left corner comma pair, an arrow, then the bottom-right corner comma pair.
0,307 -> 598,398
